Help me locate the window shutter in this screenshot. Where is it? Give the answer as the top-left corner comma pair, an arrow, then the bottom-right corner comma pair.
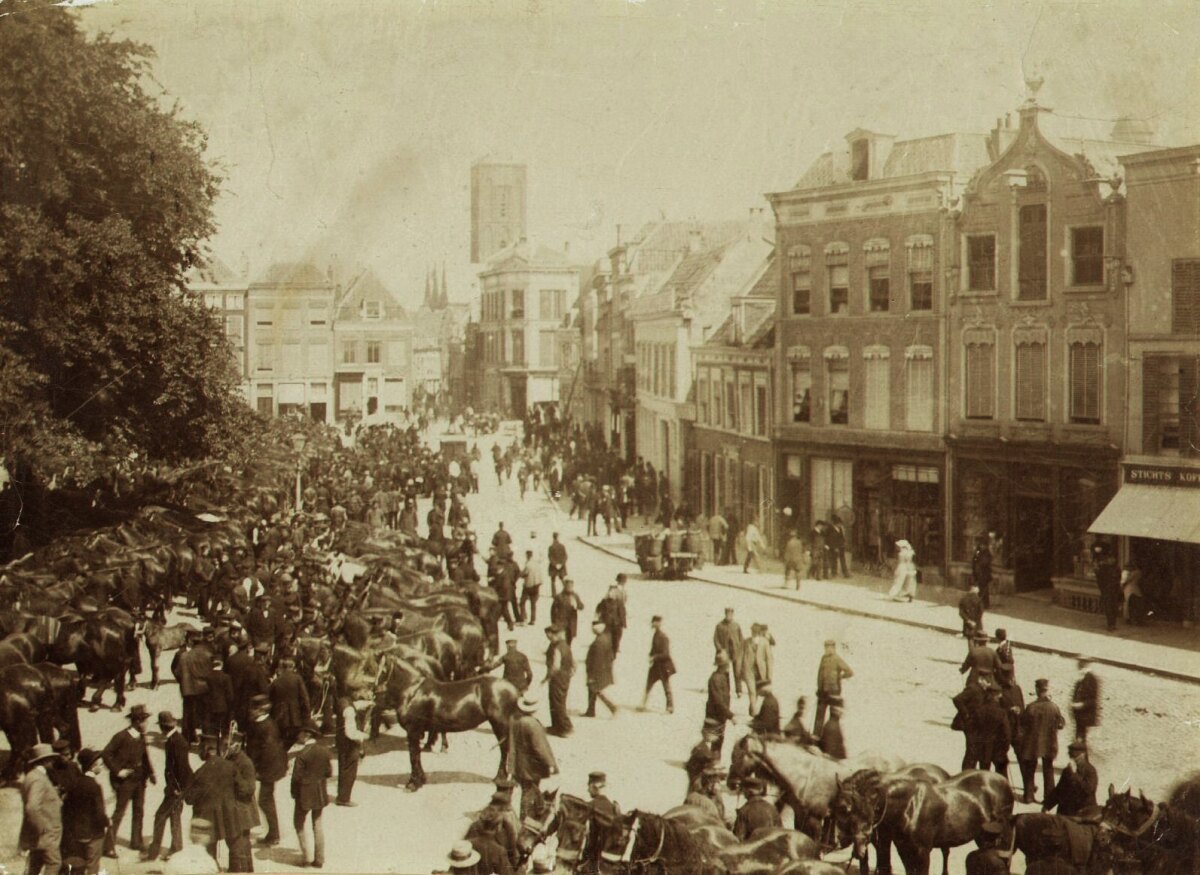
1183,358 -> 1200,457
1016,343 -> 1046,421
1142,357 -> 1161,451
1070,342 -> 1101,422
1173,260 -> 1200,334
966,344 -> 994,419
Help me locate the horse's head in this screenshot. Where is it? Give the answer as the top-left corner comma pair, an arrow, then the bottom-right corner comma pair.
517,788 -> 560,855
595,810 -> 639,867
728,733 -> 766,791
1104,785 -> 1154,832
553,795 -> 595,873
1103,784 -> 1162,867
831,770 -> 884,858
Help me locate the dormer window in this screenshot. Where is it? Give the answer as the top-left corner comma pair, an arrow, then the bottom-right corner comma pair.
851,139 -> 870,181
364,300 -> 381,320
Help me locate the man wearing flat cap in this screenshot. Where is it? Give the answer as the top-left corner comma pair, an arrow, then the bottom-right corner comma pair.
587,771 -> 620,820
489,639 -> 533,694
813,639 -> 852,736
1043,740 -> 1098,817
641,615 -> 675,713
1018,679 -> 1065,804
705,651 -> 735,755
102,703 -> 155,853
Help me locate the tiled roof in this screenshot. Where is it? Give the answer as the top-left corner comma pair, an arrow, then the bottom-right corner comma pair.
336,269 -> 408,321
483,239 -> 573,270
185,256 -> 240,286
661,247 -> 727,306
701,302 -> 776,349
255,262 -> 330,286
794,133 -> 991,190
746,255 -> 777,299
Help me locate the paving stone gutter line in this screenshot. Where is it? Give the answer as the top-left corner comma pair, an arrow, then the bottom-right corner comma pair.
576,534 -> 1200,688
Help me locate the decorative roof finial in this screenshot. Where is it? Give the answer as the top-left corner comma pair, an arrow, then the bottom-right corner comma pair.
1024,70 -> 1045,106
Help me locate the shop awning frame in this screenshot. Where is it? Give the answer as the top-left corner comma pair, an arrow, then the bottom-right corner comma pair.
1088,484 -> 1200,544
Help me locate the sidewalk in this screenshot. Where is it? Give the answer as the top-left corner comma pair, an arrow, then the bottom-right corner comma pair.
578,531 -> 1200,686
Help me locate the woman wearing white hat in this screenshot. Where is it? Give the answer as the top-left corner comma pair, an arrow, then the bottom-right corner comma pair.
888,539 -> 918,602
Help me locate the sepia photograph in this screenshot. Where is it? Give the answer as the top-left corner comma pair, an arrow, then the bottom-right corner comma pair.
1,1 -> 1200,873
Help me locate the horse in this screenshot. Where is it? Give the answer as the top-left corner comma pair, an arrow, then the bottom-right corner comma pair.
593,808 -> 719,875
0,663 -> 54,778
516,790 -> 596,870
32,662 -> 83,751
1103,780 -> 1200,875
832,768 -> 1013,875
661,804 -> 821,871
50,609 -> 137,711
370,655 -> 519,791
142,619 -> 198,689
1006,812 -> 1113,875
728,733 -> 902,838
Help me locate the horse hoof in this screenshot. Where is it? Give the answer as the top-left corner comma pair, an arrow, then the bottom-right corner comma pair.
404,782 -> 423,792
88,705 -> 100,713
440,744 -> 449,753
111,704 -> 122,713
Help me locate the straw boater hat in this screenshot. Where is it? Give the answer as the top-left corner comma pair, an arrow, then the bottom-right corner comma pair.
447,842 -> 481,869
517,694 -> 539,713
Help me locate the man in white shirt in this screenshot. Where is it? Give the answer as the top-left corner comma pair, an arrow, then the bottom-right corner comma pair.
334,697 -> 368,806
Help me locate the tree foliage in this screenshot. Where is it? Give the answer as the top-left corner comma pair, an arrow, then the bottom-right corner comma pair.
0,2 -> 244,485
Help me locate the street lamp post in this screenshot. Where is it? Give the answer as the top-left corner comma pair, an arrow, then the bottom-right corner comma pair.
291,433 -> 309,512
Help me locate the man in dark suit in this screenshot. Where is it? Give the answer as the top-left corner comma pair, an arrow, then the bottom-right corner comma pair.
246,596 -> 279,651
291,720 -> 332,868
143,711 -> 192,861
583,620 -> 618,718
550,579 -> 584,646
205,657 -> 234,742
547,533 -> 568,598
246,696 -> 288,847
102,704 -> 155,853
185,736 -> 250,868
242,645 -> 273,709
225,632 -> 257,732
641,615 -> 675,713
224,731 -> 259,872
270,656 -> 312,750
586,772 -> 620,820
960,633 -> 1002,687
751,680 -> 781,735
1043,741 -> 1099,817
490,639 -> 532,693
705,651 -> 735,755
1070,659 -> 1101,744
172,633 -> 211,745
594,585 -> 627,655
733,778 -> 781,840
63,749 -> 109,874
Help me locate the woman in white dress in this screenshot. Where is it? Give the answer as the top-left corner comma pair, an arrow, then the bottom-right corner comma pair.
888,539 -> 918,601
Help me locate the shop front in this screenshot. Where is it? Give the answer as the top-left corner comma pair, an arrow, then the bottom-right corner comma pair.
1088,461 -> 1200,624
949,441 -> 1118,595
778,442 -> 946,582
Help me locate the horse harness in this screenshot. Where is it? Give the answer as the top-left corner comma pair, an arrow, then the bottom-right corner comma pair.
1108,802 -> 1168,864
600,814 -> 667,870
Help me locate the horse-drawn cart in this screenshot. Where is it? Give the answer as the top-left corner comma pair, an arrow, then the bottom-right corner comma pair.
634,530 -> 704,580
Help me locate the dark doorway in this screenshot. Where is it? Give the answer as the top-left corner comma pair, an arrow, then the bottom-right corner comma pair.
1013,496 -> 1054,591
309,403 -> 326,422
509,376 -> 527,417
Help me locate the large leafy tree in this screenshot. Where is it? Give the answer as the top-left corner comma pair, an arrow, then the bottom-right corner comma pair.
0,7 -> 240,463
0,3 -> 246,547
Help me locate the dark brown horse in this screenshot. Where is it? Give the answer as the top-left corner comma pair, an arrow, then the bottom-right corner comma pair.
1006,812 -> 1113,875
832,765 -> 951,874
32,662 -> 83,751
832,769 -> 1013,875
1104,780 -> 1200,875
515,790 -> 596,869
370,655 -> 519,792
0,663 -> 54,777
593,808 -> 719,875
50,609 -> 137,711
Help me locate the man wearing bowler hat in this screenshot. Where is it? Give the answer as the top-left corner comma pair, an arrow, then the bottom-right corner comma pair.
1043,740 -> 1099,817
1019,678 -> 1065,804
102,703 -> 155,853
144,711 -> 192,861
291,719 -> 330,868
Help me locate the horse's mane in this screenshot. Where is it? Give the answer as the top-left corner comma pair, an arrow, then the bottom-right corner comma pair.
1168,772 -> 1200,821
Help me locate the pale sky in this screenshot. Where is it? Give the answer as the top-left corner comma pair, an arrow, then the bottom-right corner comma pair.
79,0 -> 1200,308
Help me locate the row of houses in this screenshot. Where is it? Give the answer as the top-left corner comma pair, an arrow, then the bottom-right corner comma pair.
558,89 -> 1200,615
189,261 -> 468,423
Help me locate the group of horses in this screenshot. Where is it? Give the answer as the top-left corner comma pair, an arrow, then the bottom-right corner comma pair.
499,729 -> 1199,875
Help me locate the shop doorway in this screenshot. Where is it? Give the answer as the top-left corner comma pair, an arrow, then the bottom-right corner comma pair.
1013,496 -> 1054,591
309,403 -> 326,422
